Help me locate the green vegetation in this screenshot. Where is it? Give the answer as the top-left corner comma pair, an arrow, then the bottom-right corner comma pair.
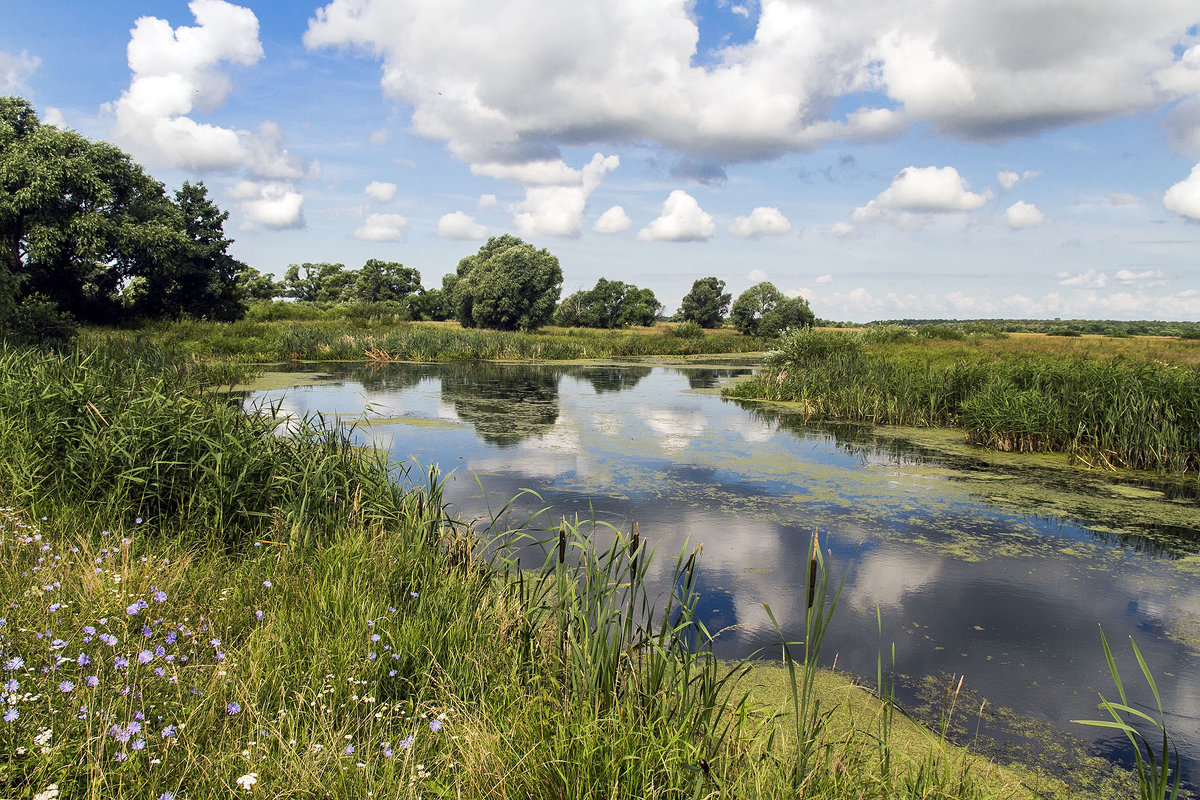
554,277 -> 662,328
1,97 -> 246,339
449,234 -> 563,331
82,317 -> 773,362
730,280 -> 815,337
2,339 -> 1141,799
726,327 -> 1200,473
679,276 -> 732,328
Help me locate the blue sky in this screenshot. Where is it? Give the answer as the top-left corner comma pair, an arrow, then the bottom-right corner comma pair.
4,0 -> 1200,321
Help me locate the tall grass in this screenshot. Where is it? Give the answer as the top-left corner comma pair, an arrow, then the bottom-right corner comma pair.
0,340 -> 1134,799
83,319 -> 771,363
727,328 -> 1200,473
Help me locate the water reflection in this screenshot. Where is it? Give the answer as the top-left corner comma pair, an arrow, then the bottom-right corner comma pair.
243,362 -> 1200,787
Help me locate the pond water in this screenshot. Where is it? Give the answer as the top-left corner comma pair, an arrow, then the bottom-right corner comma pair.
242,360 -> 1200,785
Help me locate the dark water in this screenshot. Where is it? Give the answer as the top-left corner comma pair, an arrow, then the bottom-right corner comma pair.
243,361 -> 1200,785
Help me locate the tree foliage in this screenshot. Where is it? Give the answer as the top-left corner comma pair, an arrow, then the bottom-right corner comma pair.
553,278 -> 662,328
452,235 -> 562,331
679,277 -> 731,328
731,281 -> 814,336
1,96 -> 248,331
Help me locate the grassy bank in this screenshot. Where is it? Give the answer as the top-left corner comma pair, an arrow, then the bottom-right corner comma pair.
726,327 -> 1200,474
81,318 -> 771,363
0,342 -> 1154,798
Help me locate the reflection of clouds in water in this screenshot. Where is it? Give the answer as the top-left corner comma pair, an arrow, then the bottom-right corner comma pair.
846,550 -> 942,613
720,412 -> 777,445
592,411 -> 624,437
639,408 -> 709,454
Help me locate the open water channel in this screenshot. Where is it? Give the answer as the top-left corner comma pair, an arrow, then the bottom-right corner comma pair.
241,359 -> 1200,786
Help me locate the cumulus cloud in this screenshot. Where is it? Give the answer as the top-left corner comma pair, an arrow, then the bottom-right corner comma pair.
227,180 -> 304,230
364,180 -> 398,202
747,268 -> 769,283
1115,269 -> 1164,284
1056,268 -> 1108,289
852,166 -> 991,224
593,205 -> 632,233
477,193 -> 498,210
816,274 -> 834,284
437,211 -> 488,240
354,213 -> 408,241
1,50 -> 41,93
1164,163 -> 1200,220
828,221 -> 855,238
1005,200 -> 1045,230
729,206 -> 792,238
303,1 -> 1200,164
503,153 -> 620,237
637,190 -> 715,242
108,0 -> 311,182
41,107 -> 67,129
997,169 -> 1040,190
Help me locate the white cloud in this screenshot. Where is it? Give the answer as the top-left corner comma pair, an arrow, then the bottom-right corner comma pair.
747,268 -> 769,283
729,206 -> 792,238
852,166 -> 991,224
1005,200 -> 1045,230
828,221 -> 855,238
505,153 -> 619,237
593,205 -> 632,234
477,193 -> 497,210
41,107 -> 67,129
1107,192 -> 1141,206
364,180 -> 398,202
637,190 -> 715,242
228,180 -> 304,231
1164,163 -> 1200,220
0,50 -> 41,93
1056,269 -> 1108,289
816,274 -> 834,284
1115,269 -> 1164,283
997,170 -> 1020,190
354,213 -> 408,241
369,129 -> 389,145
437,211 -> 488,240
108,0 -> 311,183
304,1 -> 1198,163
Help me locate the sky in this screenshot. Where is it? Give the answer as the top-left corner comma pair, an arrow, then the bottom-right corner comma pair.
3,0 -> 1200,321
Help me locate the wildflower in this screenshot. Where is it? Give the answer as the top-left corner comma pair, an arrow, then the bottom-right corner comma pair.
400,735 -> 414,750
131,738 -> 145,751
262,580 -> 272,588
86,675 -> 99,687
139,650 -> 154,665
153,591 -> 167,603
99,634 -> 117,646
114,657 -> 129,670
344,744 -> 354,755
226,702 -> 241,715
410,591 -> 419,598
83,625 -> 96,636
160,794 -> 174,800
34,728 -> 52,746
161,725 -> 177,739
254,610 -> 263,621
114,751 -> 127,762
58,680 -> 74,693
4,678 -> 16,692
236,772 -> 258,791
429,719 -> 443,732
126,603 -> 140,616
4,655 -> 24,670
76,653 -> 90,666
32,784 -> 58,800
128,720 -> 142,735
3,708 -> 17,722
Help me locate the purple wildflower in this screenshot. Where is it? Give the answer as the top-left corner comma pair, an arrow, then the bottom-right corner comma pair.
153,591 -> 167,603
3,708 -> 16,722
430,719 -> 443,732
226,702 -> 241,715
58,679 -> 74,693
138,650 -> 153,665
400,735 -> 415,750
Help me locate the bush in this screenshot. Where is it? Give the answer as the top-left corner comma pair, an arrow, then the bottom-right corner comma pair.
669,321 -> 705,339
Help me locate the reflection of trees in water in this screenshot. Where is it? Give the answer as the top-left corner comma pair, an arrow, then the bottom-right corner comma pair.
439,362 -> 563,448
570,365 -> 652,394
336,362 -> 433,393
687,368 -> 753,390
732,399 -> 1200,558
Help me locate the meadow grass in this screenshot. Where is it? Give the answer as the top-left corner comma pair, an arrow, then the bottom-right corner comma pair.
726,327 -> 1200,474
80,318 -> 770,364
0,341 -> 1165,798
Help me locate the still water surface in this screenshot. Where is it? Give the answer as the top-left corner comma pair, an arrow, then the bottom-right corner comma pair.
244,360 -> 1200,782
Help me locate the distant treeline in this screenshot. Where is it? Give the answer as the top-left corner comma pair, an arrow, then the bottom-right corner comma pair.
856,319 -> 1200,339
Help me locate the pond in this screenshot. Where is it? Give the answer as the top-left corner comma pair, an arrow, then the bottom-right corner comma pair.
241,360 -> 1200,785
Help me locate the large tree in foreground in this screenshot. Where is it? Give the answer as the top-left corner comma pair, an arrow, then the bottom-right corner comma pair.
452,235 -> 562,331
679,276 -> 731,328
1,96 -> 247,327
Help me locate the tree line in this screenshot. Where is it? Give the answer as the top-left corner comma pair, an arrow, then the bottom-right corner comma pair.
2,95 -> 814,341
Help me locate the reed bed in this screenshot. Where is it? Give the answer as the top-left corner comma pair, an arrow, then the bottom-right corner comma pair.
82,319 -> 770,363
727,328 -> 1200,474
0,341 -> 1145,798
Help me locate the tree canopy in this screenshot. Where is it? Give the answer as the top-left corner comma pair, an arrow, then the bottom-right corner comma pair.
553,278 -> 662,328
730,281 -> 815,336
679,277 -> 731,328
452,235 -> 562,331
1,96 -> 247,332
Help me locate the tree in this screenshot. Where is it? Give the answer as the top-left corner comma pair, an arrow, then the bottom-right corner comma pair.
679,277 -> 731,328
731,281 -> 785,336
553,279 -> 662,328
238,265 -> 282,302
452,235 -> 562,331
350,259 -> 421,303
282,263 -> 350,302
758,296 -> 815,337
1,96 -> 248,327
